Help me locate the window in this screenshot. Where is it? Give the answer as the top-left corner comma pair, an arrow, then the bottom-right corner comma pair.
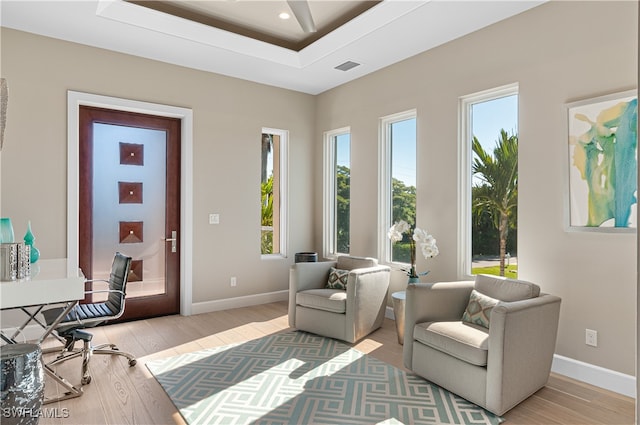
323,128 -> 351,257
378,110 -> 417,264
459,84 -> 518,278
261,128 -> 288,257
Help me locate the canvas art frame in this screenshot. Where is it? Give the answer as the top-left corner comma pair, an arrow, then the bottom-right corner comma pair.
566,89 -> 637,232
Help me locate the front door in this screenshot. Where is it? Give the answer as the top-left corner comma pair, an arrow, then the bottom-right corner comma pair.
79,106 -> 180,320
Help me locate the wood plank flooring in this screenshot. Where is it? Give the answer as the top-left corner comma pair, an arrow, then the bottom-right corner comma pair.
38,301 -> 634,424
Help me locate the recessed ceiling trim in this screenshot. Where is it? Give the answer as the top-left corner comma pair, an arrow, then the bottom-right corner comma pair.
97,0 -> 302,67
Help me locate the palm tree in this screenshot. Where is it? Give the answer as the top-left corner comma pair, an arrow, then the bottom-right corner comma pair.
472,129 -> 518,276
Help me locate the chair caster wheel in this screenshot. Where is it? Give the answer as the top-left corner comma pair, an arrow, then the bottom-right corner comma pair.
81,375 -> 92,385
129,359 -> 137,367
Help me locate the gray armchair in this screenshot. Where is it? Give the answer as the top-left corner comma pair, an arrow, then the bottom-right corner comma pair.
403,274 -> 561,416
289,256 -> 391,343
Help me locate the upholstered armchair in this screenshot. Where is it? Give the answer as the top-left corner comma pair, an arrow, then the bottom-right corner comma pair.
289,256 -> 391,343
403,274 -> 561,416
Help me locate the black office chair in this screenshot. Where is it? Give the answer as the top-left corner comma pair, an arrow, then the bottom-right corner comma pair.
42,252 -> 137,385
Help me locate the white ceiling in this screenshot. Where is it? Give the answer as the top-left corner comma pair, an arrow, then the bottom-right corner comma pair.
0,0 -> 546,95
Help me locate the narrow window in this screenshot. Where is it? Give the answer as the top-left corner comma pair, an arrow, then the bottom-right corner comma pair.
323,128 -> 351,257
460,85 -> 518,277
261,128 -> 288,257
379,110 -> 417,264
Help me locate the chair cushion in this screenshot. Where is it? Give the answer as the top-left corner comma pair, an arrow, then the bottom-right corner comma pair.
461,289 -> 500,329
336,256 -> 377,270
414,321 -> 489,366
475,274 -> 540,302
326,267 -> 349,290
297,289 -> 347,314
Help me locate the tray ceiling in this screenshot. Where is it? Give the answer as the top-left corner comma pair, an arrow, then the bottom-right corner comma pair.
0,0 -> 546,95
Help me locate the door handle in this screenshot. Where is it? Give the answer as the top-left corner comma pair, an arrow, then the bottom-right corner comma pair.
164,230 -> 177,253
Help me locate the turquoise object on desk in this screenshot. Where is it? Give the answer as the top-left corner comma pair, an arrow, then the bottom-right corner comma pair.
23,221 -> 40,263
0,217 -> 14,243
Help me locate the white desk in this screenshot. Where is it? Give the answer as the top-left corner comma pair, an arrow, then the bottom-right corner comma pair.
1,259 -> 85,403
1,259 -> 84,309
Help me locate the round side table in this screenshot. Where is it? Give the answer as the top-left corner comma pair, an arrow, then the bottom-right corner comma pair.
391,291 -> 406,344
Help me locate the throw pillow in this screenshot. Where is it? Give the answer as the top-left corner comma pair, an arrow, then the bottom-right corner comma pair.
462,289 -> 500,329
326,267 -> 349,290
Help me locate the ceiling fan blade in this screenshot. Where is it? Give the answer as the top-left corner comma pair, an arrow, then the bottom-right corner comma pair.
287,0 -> 317,33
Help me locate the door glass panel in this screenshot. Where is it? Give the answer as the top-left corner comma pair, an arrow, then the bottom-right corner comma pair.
92,123 -> 167,299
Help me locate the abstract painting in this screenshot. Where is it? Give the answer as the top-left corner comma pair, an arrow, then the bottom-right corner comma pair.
567,90 -> 637,231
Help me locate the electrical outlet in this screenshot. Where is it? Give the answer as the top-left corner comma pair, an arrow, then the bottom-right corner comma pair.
209,213 -> 220,224
585,329 -> 598,347
230,277 -> 237,287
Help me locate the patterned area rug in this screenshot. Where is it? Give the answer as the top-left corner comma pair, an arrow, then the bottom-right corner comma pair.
146,331 -> 503,425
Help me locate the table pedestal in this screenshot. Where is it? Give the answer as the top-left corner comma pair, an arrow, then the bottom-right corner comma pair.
391,291 -> 406,345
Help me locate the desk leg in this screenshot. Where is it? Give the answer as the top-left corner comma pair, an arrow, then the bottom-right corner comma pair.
43,364 -> 83,404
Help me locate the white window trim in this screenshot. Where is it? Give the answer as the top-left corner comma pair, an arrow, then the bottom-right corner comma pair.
323,127 -> 350,259
377,109 -> 417,266
458,83 -> 518,279
261,127 -> 289,260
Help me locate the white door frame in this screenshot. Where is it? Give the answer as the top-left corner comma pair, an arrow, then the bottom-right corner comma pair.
67,91 -> 193,316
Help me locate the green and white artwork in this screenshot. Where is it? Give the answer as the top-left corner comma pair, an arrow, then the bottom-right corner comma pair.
567,90 -> 638,231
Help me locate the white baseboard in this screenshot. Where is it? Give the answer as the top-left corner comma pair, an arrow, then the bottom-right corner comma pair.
385,309 -> 636,398
551,354 -> 636,398
191,290 -> 289,315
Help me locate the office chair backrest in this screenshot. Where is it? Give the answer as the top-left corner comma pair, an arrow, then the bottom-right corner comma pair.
106,252 -> 132,315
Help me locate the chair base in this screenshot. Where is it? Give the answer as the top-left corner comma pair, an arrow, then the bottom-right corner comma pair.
44,330 -> 137,387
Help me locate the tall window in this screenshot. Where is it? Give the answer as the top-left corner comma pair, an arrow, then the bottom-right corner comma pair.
460,84 -> 518,278
261,128 -> 288,256
379,110 -> 417,264
323,128 -> 351,257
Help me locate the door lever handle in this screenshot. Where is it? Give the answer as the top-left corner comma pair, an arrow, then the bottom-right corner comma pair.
164,230 -> 177,253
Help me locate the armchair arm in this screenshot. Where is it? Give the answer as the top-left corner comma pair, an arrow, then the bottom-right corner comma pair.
486,293 -> 561,414
288,261 -> 336,327
345,265 -> 391,342
403,280 -> 474,369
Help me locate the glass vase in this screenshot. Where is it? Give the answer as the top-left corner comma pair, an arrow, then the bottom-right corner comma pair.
23,221 -> 40,263
0,217 -> 14,243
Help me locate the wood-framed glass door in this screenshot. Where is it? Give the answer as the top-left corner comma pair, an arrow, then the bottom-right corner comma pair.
79,106 -> 180,320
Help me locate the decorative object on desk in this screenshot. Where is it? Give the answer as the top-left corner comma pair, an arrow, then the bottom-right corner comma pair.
566,89 -> 638,231
0,243 -> 18,281
23,221 -> 40,264
0,217 -> 14,243
388,219 -> 439,284
0,343 -> 44,425
0,242 -> 30,281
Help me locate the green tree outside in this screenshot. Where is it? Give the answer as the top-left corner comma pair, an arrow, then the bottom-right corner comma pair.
336,165 -> 351,253
472,129 -> 518,276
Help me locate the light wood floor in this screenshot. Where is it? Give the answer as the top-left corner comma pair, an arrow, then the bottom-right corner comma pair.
39,301 -> 634,424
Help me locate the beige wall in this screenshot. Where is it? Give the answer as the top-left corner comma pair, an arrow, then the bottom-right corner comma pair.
315,1 -> 637,375
0,28 -> 316,305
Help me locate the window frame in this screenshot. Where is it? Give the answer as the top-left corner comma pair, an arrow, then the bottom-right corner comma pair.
261,127 -> 289,259
377,109 -> 417,266
458,83 -> 518,278
323,127 -> 351,259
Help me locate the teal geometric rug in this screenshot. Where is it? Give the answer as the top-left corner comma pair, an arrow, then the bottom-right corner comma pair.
146,331 -> 503,425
